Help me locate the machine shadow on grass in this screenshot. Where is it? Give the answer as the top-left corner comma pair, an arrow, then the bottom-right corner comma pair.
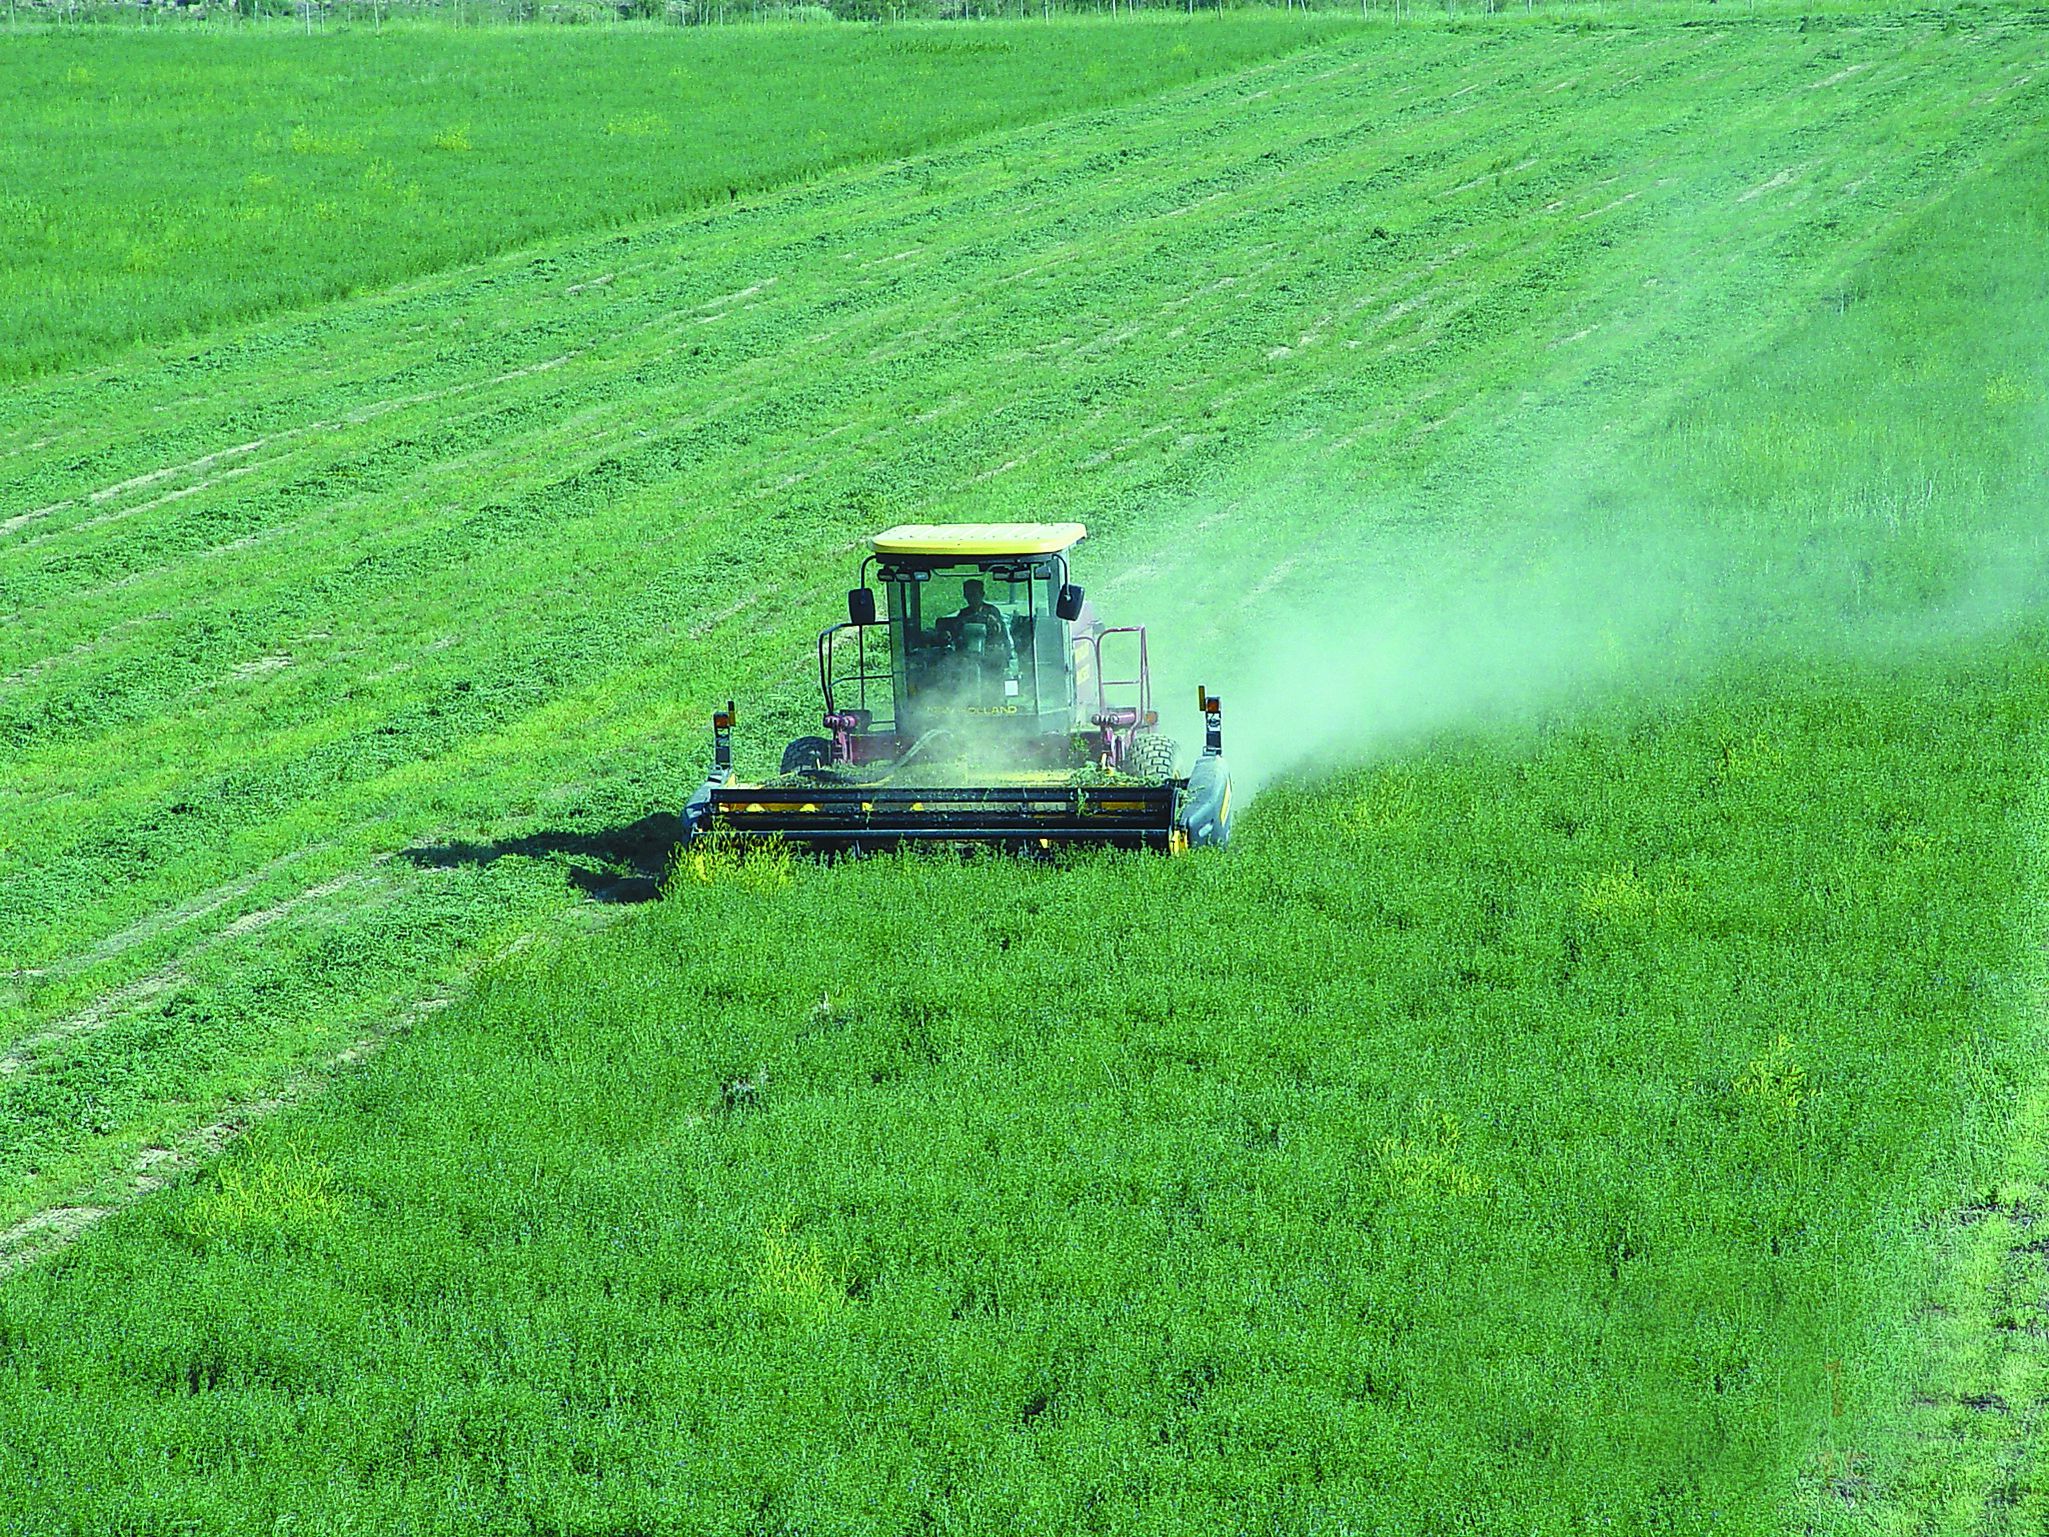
400,812 -> 683,904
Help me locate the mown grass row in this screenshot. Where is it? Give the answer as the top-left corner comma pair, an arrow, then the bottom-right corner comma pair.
0,14 -> 1357,378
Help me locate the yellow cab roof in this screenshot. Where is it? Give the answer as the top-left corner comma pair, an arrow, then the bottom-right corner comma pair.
871,522 -> 1086,557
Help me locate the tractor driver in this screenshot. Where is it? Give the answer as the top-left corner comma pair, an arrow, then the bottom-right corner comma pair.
952,579 -> 1013,664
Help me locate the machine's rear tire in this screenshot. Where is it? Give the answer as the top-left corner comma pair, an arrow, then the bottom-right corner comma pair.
780,735 -> 833,774
1126,733 -> 1179,782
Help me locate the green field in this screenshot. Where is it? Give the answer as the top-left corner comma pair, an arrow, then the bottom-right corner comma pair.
0,16 -> 1352,378
3,9 -> 2048,1532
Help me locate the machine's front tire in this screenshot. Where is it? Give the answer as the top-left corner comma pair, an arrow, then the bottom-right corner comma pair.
1126,733 -> 1179,782
780,735 -> 833,774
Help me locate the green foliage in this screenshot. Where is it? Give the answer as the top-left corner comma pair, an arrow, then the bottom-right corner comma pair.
1,643 -> 2043,1530
668,830 -> 796,892
0,9 -> 2046,1531
177,1138 -> 341,1244
1734,1032 -> 1808,1130
0,16 -> 1348,378
1372,1098 -> 1486,1202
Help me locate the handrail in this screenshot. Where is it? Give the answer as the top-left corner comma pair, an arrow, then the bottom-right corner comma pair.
819,621 -> 894,727
1074,625 -> 1150,722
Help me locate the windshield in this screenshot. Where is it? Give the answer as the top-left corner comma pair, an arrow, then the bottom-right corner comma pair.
885,560 -> 1068,734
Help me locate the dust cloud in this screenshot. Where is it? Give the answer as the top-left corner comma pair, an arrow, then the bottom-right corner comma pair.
1103,435 -> 2049,799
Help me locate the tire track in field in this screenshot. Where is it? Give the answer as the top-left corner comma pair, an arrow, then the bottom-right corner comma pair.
1798,777 -> 2049,1533
0,867 -> 377,1072
0,610 -> 170,691
0,922 -> 570,1280
38,845 -> 315,978
0,986 -> 458,1281
3,350 -> 586,561
0,503 -> 67,537
87,437 -> 270,506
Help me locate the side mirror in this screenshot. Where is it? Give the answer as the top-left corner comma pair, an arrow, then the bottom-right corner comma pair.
1055,583 -> 1085,622
848,587 -> 877,626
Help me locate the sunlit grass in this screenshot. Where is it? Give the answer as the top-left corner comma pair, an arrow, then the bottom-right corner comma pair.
0,15 -> 1354,377
0,9 -> 2043,1530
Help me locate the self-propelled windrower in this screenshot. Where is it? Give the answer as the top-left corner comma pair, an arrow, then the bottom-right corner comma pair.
683,522 -> 1231,853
